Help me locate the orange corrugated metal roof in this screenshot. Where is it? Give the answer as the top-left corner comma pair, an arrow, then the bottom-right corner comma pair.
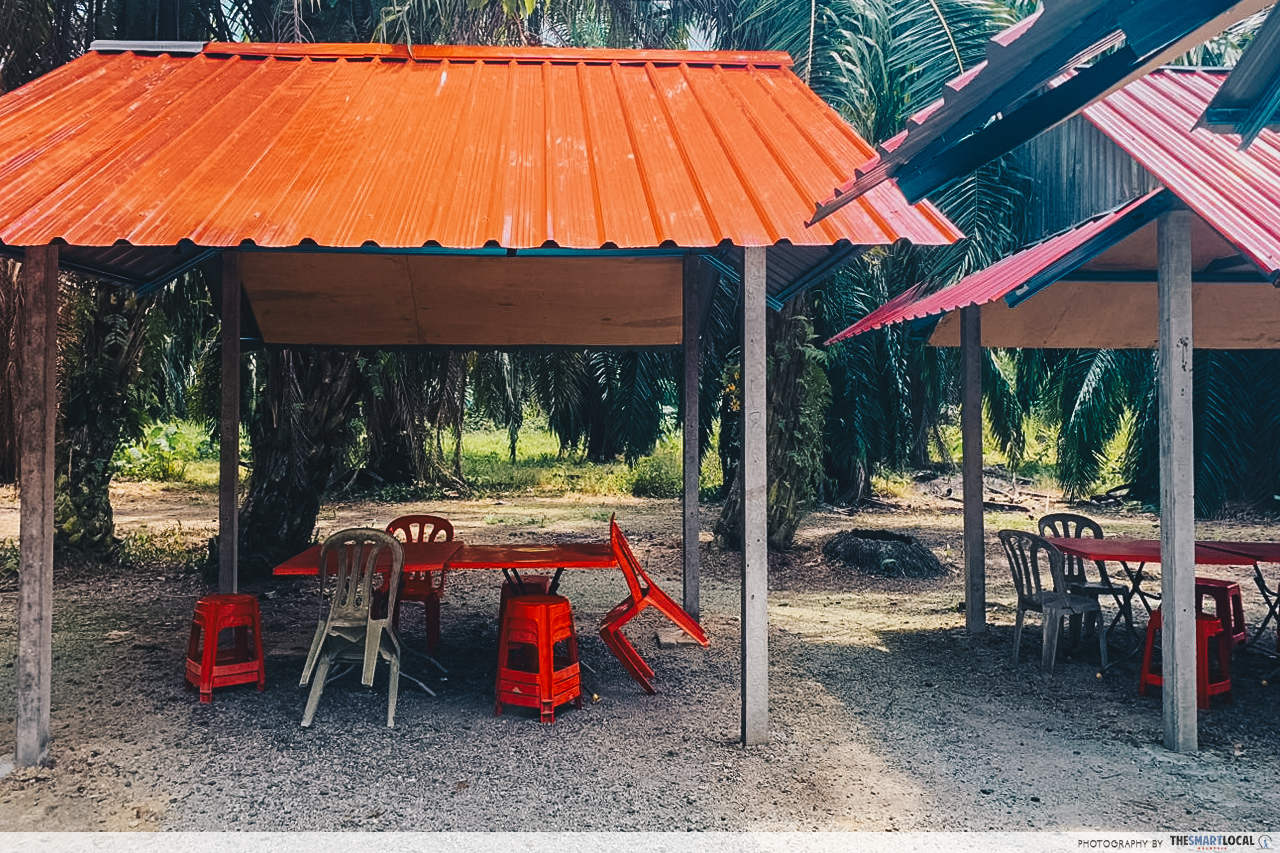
0,42 -> 959,259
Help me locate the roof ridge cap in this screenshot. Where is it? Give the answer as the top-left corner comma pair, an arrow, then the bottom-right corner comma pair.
199,42 -> 794,67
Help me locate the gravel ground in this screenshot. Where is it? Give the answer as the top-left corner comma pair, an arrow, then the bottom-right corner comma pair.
1,483 -> 1279,832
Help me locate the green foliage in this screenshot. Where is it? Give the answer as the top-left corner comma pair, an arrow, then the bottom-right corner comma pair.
1124,351 -> 1280,516
113,421 -> 216,482
629,439 -> 683,498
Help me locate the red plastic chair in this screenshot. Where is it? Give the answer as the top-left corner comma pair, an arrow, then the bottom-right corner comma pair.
386,514 -> 454,653
599,515 -> 709,694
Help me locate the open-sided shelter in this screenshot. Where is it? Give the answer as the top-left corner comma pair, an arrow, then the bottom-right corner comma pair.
2,41 -> 959,766
804,3 -> 1272,755
826,66 -> 1280,752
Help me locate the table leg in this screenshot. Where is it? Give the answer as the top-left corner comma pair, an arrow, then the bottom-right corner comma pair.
1123,562 -> 1161,615
1247,564 -> 1280,655
547,567 -> 565,595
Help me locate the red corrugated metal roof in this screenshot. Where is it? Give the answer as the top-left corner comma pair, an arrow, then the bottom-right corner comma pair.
824,190 -> 1168,344
0,42 -> 959,255
810,0 -> 1270,218
1083,67 -> 1280,277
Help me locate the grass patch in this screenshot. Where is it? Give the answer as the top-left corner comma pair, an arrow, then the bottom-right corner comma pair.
461,426 -> 631,496
118,524 -> 205,573
118,417 -> 728,502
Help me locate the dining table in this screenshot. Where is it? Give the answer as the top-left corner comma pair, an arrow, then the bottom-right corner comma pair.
1045,536 -> 1280,650
272,535 -> 697,693
271,539 -> 464,581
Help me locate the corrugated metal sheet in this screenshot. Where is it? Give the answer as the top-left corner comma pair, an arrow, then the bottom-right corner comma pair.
1083,67 -> 1280,277
1016,114 -> 1162,241
0,42 -> 959,288
824,190 -> 1168,344
810,0 -> 1270,217
1200,6 -> 1280,145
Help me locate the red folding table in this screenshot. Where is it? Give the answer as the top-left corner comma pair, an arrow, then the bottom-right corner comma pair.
1046,537 -> 1280,649
272,539 -> 463,578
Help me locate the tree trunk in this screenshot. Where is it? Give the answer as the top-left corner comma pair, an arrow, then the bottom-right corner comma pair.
56,281 -> 152,555
716,299 -> 829,550
232,349 -> 362,580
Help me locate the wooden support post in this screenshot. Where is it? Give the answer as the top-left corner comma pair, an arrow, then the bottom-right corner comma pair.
16,245 -> 58,767
682,255 -> 701,620
1158,208 -> 1196,753
961,305 -> 986,634
741,246 -> 768,746
219,251 -> 241,595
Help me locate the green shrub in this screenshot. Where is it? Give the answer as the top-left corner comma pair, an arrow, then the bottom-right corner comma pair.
114,421 -> 216,482
629,442 -> 682,498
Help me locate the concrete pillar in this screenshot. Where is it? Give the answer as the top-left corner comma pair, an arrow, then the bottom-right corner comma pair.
683,255 -> 701,619
1158,208 -> 1196,752
961,305 -> 986,633
741,246 -> 768,746
219,251 -> 241,594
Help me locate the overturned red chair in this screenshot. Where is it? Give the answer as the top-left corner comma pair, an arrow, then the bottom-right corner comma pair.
600,516 -> 709,693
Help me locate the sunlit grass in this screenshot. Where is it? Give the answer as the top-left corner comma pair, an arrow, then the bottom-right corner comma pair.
124,417 -> 726,501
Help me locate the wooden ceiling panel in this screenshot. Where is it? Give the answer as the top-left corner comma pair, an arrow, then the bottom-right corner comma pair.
1079,215 -> 1249,273
239,252 -> 683,347
241,253 -> 419,346
405,255 -> 683,347
930,280 -> 1280,348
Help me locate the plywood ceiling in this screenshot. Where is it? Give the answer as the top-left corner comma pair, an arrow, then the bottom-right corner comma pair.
240,253 -> 684,347
930,280 -> 1280,348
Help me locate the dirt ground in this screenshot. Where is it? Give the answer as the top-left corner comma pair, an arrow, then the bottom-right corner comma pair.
1,477 -> 1279,832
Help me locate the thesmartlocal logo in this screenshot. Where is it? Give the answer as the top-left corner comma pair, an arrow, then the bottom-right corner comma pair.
1168,836 -> 1264,850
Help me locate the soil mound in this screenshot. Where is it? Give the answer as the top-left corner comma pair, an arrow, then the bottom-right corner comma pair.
822,529 -> 947,579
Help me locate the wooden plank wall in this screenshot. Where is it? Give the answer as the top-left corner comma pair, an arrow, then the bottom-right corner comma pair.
1015,115 -> 1162,242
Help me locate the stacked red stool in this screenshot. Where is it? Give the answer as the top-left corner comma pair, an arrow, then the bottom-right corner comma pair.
1138,609 -> 1231,709
1195,577 -> 1247,649
497,574 -> 551,626
185,594 -> 265,703
494,593 -> 582,723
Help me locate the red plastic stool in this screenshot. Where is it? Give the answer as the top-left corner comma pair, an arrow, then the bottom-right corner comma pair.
185,594 -> 265,703
1195,577 -> 1247,649
497,574 -> 551,626
1138,609 -> 1231,709
495,593 -> 582,724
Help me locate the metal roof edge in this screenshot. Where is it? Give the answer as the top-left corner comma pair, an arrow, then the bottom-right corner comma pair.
90,40 -> 206,54
1003,189 -> 1175,307
821,188 -> 1174,345
199,42 -> 795,68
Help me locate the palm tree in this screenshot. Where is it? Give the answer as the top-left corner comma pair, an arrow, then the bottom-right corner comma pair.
725,0 -> 1030,534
